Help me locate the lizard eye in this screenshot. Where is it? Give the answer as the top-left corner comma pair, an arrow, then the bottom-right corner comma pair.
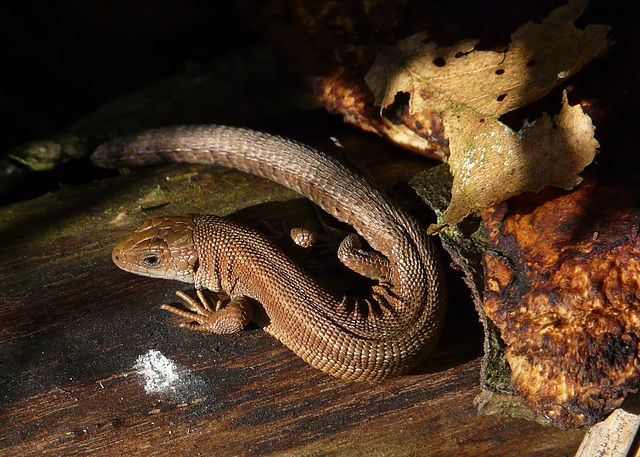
142,253 -> 162,268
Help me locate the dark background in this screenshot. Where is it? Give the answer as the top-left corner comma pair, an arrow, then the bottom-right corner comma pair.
1,1 -> 638,199
0,1 -> 260,153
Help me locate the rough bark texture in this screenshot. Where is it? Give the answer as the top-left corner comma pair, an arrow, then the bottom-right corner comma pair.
482,179 -> 640,428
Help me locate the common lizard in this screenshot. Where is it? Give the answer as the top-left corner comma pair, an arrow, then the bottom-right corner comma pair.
92,125 -> 447,381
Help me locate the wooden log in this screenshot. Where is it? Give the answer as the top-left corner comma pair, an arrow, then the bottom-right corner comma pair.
0,146 -> 586,456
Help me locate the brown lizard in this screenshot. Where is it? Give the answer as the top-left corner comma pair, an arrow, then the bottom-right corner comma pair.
91,125 -> 447,381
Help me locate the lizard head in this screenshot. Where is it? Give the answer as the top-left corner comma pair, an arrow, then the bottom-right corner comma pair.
112,216 -> 198,283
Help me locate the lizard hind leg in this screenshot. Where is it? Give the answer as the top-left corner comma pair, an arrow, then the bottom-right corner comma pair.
337,233 -> 391,282
161,291 -> 254,334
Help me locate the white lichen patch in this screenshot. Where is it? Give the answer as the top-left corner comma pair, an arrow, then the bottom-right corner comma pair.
133,349 -> 206,401
134,350 -> 181,394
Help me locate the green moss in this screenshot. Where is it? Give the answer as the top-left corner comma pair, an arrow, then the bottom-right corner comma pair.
411,164 -> 512,394
1,163 -> 299,257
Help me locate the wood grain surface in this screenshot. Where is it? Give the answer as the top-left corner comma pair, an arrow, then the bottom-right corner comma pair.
0,139 -> 586,456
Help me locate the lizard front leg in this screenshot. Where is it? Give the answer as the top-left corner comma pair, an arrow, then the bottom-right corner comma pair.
337,233 -> 391,282
161,290 -> 254,334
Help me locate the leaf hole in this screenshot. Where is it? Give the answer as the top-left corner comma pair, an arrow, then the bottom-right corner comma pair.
381,92 -> 410,124
495,69 -> 505,75
527,59 -> 536,67
454,52 -> 464,58
433,57 -> 446,67
496,93 -> 507,102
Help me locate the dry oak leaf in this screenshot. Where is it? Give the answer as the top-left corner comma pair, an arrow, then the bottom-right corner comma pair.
365,0 -> 611,231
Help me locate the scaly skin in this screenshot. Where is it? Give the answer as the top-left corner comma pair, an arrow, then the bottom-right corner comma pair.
92,125 -> 447,381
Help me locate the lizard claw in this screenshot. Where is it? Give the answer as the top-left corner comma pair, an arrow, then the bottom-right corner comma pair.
161,291 -> 254,334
